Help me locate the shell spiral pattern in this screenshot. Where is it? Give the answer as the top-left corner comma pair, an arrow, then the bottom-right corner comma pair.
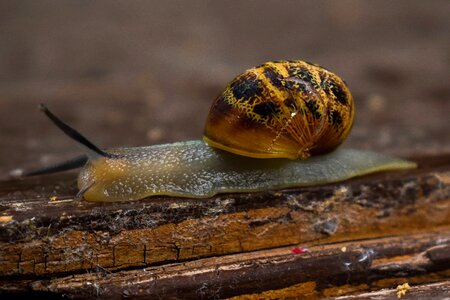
204,60 -> 354,159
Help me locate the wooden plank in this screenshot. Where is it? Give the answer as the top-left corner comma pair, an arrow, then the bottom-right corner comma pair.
13,230 -> 450,299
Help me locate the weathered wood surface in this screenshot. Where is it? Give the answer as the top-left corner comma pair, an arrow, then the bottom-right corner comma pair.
3,229 -> 450,298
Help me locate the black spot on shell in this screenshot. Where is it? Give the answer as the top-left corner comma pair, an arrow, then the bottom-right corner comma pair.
305,100 -> 321,119
288,66 -> 313,83
213,95 -> 234,115
230,73 -> 262,103
284,79 -> 308,94
319,72 -> 329,89
288,66 -> 322,91
284,97 -> 297,110
329,79 -> 348,105
329,110 -> 343,127
263,68 -> 283,88
253,102 -> 280,118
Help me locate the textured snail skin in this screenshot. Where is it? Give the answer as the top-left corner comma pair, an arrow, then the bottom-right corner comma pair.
78,140 -> 416,202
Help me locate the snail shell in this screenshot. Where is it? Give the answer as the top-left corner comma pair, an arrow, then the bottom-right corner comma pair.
204,60 -> 354,159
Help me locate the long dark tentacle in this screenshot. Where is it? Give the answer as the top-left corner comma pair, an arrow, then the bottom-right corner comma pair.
39,104 -> 116,159
21,155 -> 88,177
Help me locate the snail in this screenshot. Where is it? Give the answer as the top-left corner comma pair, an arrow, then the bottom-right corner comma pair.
25,60 -> 416,202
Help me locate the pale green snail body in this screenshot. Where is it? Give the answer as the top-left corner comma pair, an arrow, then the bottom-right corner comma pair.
78,140 -> 415,202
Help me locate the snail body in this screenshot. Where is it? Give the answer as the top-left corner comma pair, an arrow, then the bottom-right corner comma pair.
30,60 -> 416,202
79,141 -> 415,201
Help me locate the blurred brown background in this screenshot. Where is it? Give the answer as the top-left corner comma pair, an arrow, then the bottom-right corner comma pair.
0,1 -> 449,176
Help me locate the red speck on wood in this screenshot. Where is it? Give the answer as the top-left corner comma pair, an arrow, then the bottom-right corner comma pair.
291,247 -> 308,254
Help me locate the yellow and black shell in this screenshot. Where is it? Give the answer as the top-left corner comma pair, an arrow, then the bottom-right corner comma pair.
203,60 -> 354,159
